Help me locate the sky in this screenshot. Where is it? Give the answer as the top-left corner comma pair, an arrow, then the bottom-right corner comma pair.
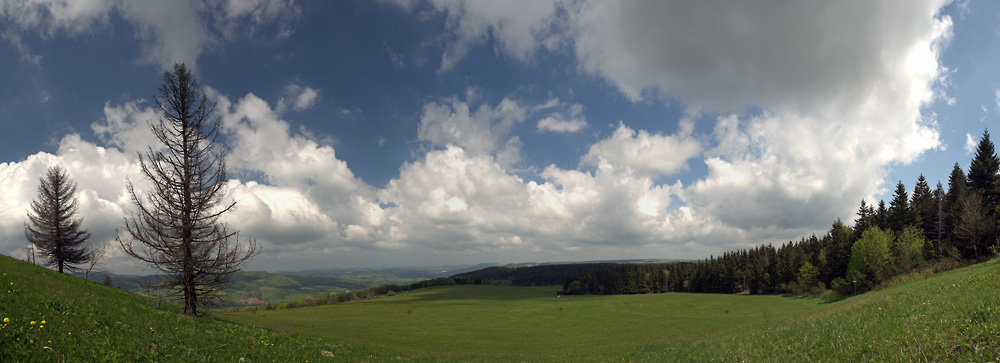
0,0 -> 997,274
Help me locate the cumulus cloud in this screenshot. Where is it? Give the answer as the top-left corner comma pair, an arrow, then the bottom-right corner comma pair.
393,0 -> 563,72
0,134 -> 144,272
417,96 -> 527,164
965,133 -> 977,154
278,84 -> 321,112
398,0 -> 954,249
537,117 -> 585,133
583,122 -> 700,178
0,0 -> 299,69
535,100 -> 587,133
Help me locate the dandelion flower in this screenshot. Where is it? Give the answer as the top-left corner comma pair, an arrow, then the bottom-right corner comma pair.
40,321 -> 45,324
3,318 -> 8,323
30,321 -> 36,325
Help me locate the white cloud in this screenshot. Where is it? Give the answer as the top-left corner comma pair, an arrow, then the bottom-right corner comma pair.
0,134 -> 144,273
994,90 -> 1000,112
0,0 -> 299,70
276,84 -> 321,113
537,117 -> 585,133
395,0 -> 563,72
417,96 -> 526,158
92,100 -> 160,156
583,122 -> 700,178
1,30 -> 42,66
536,100 -> 587,133
965,133 -> 977,154
401,0 -> 953,249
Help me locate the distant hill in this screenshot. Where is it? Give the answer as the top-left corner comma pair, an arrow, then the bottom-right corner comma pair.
450,259 -> 688,286
78,264 -> 481,306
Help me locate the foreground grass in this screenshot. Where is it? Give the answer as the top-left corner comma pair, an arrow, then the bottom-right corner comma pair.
623,258 -> 1000,362
217,284 -> 829,361
0,254 -> 402,362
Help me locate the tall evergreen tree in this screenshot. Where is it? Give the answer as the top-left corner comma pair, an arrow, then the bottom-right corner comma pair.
954,192 -> 993,259
888,181 -> 915,232
967,129 -> 1000,215
118,63 -> 258,316
876,200 -> 888,229
854,199 -> 875,233
945,162 -> 968,241
24,166 -> 92,273
910,174 -> 934,239
932,182 -> 946,258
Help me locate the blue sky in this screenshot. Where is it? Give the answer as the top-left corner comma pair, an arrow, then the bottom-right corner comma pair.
0,0 -> 995,274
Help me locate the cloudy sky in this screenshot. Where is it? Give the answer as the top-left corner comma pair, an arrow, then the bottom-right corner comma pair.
0,0 -> 995,274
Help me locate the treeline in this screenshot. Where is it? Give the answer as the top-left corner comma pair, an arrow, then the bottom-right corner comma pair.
563,130 -> 1000,296
450,263 -> 621,286
244,263 -> 625,311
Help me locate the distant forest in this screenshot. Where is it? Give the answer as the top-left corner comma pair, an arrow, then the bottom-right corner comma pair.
561,130 -> 1000,296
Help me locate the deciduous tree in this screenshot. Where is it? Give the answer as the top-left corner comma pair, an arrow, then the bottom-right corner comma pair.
118,63 -> 258,316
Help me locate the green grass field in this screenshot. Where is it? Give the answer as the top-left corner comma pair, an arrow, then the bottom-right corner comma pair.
219,260 -> 1000,362
4,251 -> 1000,362
0,254 -> 398,362
216,285 -> 828,361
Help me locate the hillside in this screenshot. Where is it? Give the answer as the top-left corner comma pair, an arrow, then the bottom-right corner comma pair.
0,254 -> 402,362
82,265 -> 469,307
220,258 -> 1000,361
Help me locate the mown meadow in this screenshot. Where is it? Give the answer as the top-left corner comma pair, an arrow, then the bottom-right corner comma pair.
222,259 -> 1000,361
4,251 -> 999,361
218,284 -> 827,361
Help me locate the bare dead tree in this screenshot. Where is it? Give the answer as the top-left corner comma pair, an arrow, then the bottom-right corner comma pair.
118,63 -> 257,316
83,242 -> 108,283
25,166 -> 91,273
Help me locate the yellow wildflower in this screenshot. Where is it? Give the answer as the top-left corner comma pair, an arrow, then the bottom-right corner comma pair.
40,320 -> 45,324
30,321 -> 36,325
3,318 -> 8,323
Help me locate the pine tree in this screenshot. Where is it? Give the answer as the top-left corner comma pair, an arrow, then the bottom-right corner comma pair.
118,63 -> 258,316
945,162 -> 968,242
954,192 -> 993,259
876,200 -> 888,229
910,174 -> 934,239
967,129 -> 1000,215
24,166 -> 92,273
932,182 -> 946,258
888,181 -> 914,232
854,199 -> 875,233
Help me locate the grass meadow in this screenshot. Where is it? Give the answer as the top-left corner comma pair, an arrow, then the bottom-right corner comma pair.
0,254 -> 397,362
216,285 -> 829,361
3,250 -> 999,362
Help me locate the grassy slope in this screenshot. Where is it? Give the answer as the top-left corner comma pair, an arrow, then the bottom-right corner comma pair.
216,285 -> 829,361
219,260 -> 1000,362
0,254 -> 402,362
624,258 -> 1000,362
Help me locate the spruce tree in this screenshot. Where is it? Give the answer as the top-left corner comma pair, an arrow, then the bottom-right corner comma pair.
854,199 -> 875,233
876,200 -> 888,229
910,174 -> 934,239
888,181 -> 914,232
945,162 -> 968,242
932,182 -> 946,258
967,129 -> 1000,214
24,166 -> 92,273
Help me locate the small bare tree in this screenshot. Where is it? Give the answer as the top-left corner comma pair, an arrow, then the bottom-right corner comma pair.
83,242 -> 108,283
118,63 -> 257,316
25,166 -> 91,273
